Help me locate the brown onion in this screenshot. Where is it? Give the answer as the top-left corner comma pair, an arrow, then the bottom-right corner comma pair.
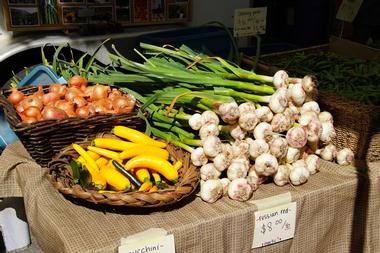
72,96 -> 87,108
41,106 -> 67,120
55,100 -> 76,117
21,115 -> 38,124
65,87 -> 84,102
112,95 -> 135,113
91,84 -> 110,101
24,106 -> 41,119
88,103 -> 108,115
20,97 -> 43,111
76,106 -> 90,117
42,92 -> 60,105
84,86 -> 94,98
67,75 -> 88,90
49,84 -> 67,98
7,87 -> 25,105
33,85 -> 44,100
108,89 -> 122,101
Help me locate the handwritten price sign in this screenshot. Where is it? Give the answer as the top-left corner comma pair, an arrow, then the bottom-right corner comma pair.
234,7 -> 267,37
252,202 -> 297,248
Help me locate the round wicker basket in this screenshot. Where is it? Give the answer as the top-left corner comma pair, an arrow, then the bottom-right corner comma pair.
47,139 -> 200,208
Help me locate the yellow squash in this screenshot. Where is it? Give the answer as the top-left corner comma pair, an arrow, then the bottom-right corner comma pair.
112,126 -> 167,148
123,155 -> 178,181
92,138 -> 138,151
173,160 -> 183,171
135,168 -> 151,183
119,145 -> 169,160
95,157 -> 108,167
87,146 -> 121,162
138,181 -> 153,192
100,165 -> 131,191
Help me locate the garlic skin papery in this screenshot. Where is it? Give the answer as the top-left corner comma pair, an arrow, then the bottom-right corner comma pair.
316,144 -> 337,161
200,179 -> 223,203
213,153 -> 231,172
305,119 -> 322,143
273,70 -> 289,89
289,82 -> 306,106
230,124 -> 246,140
227,160 -> 249,181
238,102 -> 256,114
200,163 -> 221,180
246,166 -> 261,191
191,147 -> 208,166
239,112 -> 259,132
222,143 -> 234,160
286,147 -> 301,163
255,106 -> 273,122
269,87 -> 288,113
249,139 -> 269,159
219,178 -> 231,195
318,111 -> 334,124
302,75 -> 317,93
273,165 -> 290,186
232,139 -> 250,158
201,110 -> 219,126
255,153 -> 279,176
218,102 -> 240,124
254,122 -> 273,141
298,111 -> 318,126
199,123 -> 219,140
289,161 -> 310,186
269,136 -> 288,159
336,148 -> 355,165
271,113 -> 291,133
286,126 -> 308,149
203,136 -> 222,157
300,101 -> 320,115
189,113 -> 202,130
320,122 -> 336,144
228,178 -> 253,202
305,154 -> 320,174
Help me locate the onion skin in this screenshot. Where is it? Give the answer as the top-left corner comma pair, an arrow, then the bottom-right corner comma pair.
7,88 -> 25,105
91,84 -> 111,101
75,106 -> 90,118
112,96 -> 135,113
41,106 -> 68,120
42,92 -> 60,105
55,100 -> 76,117
49,84 -> 67,98
65,87 -> 84,102
20,97 -> 44,111
24,106 -> 41,119
68,75 -> 88,90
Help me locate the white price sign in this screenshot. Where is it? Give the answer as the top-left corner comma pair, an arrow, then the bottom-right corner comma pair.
252,202 -> 297,248
234,7 -> 267,37
336,0 -> 363,22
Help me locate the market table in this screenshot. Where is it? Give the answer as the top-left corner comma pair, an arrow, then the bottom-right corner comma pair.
0,141 -> 379,253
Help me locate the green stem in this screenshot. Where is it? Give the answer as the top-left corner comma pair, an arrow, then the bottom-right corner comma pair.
150,127 -> 194,153
213,87 -> 270,103
180,138 -> 202,147
152,121 -> 194,139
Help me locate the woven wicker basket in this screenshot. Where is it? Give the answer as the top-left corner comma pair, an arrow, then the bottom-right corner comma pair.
47,140 -> 200,208
255,45 -> 380,162
0,85 -> 143,166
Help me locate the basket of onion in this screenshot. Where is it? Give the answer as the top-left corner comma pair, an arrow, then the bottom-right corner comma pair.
0,75 -> 143,166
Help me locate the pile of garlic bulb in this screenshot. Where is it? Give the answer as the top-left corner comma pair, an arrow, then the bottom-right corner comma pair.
189,73 -> 355,203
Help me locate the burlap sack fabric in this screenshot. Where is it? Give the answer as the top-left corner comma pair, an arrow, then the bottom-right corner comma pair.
0,141 -> 379,253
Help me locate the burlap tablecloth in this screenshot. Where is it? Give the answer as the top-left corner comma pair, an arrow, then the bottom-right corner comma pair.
0,141 -> 379,253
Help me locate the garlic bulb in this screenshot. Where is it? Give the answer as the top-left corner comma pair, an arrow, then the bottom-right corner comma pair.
253,122 -> 273,141
228,178 -> 253,202
271,113 -> 291,133
269,136 -> 288,159
255,153 -> 279,176
318,111 -> 334,124
230,124 -> 246,140
289,82 -> 306,106
289,161 -> 310,186
273,70 -> 289,89
201,111 -> 219,126
269,87 -> 288,113
199,123 -> 219,140
286,147 -> 301,163
301,75 -> 317,93
200,179 -> 223,203
273,165 -> 290,186
200,163 -> 221,180
305,154 -> 320,174
305,119 -> 322,143
286,126 -> 308,148
219,178 -> 231,195
189,113 -> 202,130
246,166 -> 261,191
213,153 -> 231,172
203,136 -> 222,157
255,106 -> 273,122
238,112 -> 259,132
231,139 -> 250,158
298,111 -> 318,126
249,139 -> 269,159
320,122 -> 336,144
300,101 -> 320,115
222,143 -> 234,160
316,144 -> 337,161
218,102 -> 240,124
191,147 -> 208,166
227,160 -> 249,181
336,148 -> 355,165
238,102 -> 256,114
